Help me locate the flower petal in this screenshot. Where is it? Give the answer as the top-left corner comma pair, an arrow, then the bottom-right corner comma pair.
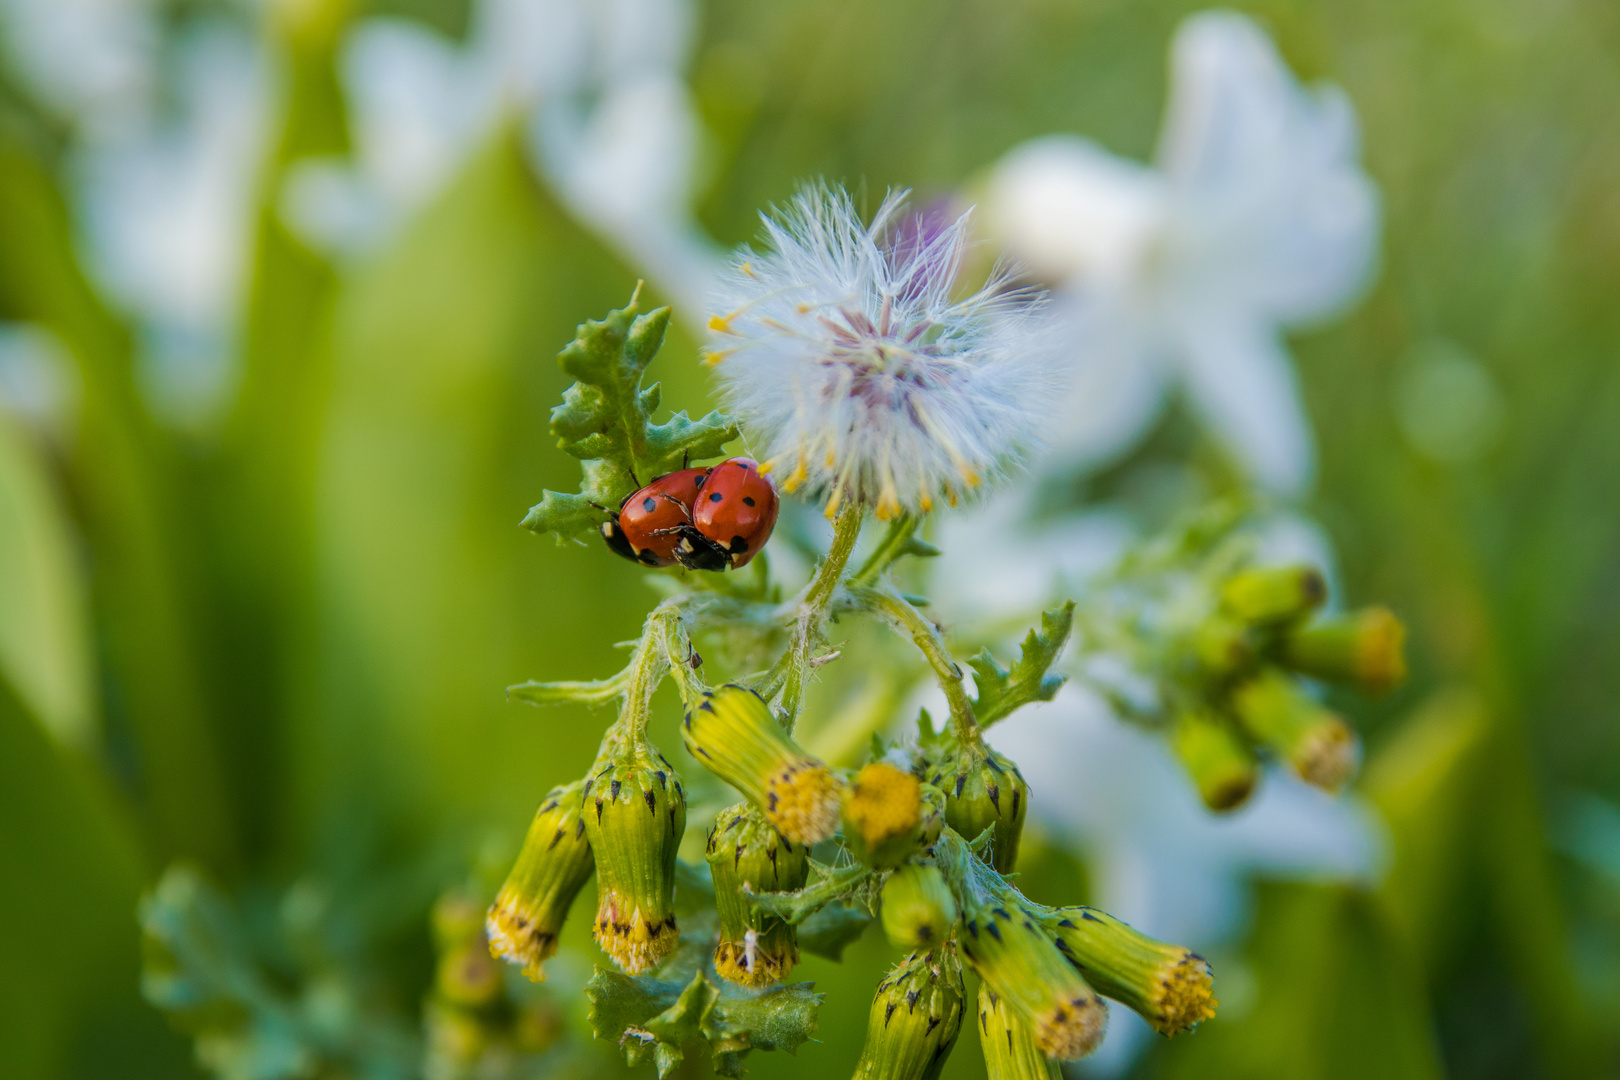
1157,11 -> 1379,324
983,135 -> 1167,289
1177,313 -> 1316,496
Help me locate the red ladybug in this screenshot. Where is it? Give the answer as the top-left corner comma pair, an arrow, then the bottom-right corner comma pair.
689,457 -> 779,569
601,468 -> 710,567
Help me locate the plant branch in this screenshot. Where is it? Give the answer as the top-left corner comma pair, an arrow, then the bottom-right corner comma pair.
856,580 -> 980,744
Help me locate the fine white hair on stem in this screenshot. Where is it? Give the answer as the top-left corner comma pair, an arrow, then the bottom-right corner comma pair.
706,183 -> 1062,520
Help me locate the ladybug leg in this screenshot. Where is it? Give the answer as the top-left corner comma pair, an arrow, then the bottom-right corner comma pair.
671,524 -> 731,572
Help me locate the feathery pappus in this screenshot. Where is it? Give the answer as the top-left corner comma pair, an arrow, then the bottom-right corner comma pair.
705,183 -> 1061,519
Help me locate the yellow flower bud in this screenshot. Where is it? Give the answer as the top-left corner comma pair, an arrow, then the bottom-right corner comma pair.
843,762 -> 943,868
1230,670 -> 1360,792
1220,564 -> 1326,626
1045,907 -> 1216,1036
1278,606 -> 1407,696
486,781 -> 595,981
1170,709 -> 1257,812
582,746 -> 686,974
684,685 -> 843,845
978,984 -> 1062,1080
882,864 -> 959,951
706,802 -> 809,987
851,948 -> 966,1080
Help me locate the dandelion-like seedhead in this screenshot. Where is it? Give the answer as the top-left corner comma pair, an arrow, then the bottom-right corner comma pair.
707,184 -> 1060,519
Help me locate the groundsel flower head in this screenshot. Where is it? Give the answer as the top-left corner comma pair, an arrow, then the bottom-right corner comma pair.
707,184 -> 1060,520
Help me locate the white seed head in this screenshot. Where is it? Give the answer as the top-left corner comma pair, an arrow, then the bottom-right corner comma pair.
706,184 -> 1061,519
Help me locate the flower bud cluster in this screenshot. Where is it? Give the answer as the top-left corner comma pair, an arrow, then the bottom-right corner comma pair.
1095,551 -> 1408,811
487,739 -> 687,980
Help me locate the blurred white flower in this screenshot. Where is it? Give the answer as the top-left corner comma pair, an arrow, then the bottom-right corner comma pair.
70,18 -> 271,426
988,684 -> 1385,1074
0,0 -> 159,141
984,10 -> 1379,496
709,186 -> 1058,520
284,0 -> 721,321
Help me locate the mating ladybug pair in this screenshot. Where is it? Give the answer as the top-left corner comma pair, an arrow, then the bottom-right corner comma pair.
601,457 -> 779,572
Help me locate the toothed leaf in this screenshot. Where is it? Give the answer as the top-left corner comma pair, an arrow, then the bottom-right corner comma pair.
795,902 -> 873,960
523,287 -> 738,543
969,602 -> 1076,728
585,968 -> 821,1079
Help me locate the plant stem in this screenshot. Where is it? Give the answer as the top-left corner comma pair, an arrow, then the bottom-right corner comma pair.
857,581 -> 980,745
772,503 -> 865,730
849,515 -> 919,588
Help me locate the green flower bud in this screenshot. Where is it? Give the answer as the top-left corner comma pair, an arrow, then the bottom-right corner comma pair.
1044,907 -> 1217,1036
1220,564 -> 1326,626
1170,708 -> 1257,812
684,685 -> 844,845
1278,606 -> 1407,696
581,745 -> 687,974
882,864 -> 958,951
978,984 -> 1061,1080
706,802 -> 809,987
1230,670 -> 1360,792
851,948 -> 966,1080
486,781 -> 595,980
843,762 -> 945,868
940,834 -> 1106,1062
927,740 -> 1029,873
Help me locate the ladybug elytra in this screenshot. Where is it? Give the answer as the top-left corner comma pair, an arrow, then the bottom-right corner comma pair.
690,458 -> 779,569
600,467 -> 710,567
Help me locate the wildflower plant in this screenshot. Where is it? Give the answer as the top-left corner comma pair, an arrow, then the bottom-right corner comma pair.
140,184 -> 1406,1079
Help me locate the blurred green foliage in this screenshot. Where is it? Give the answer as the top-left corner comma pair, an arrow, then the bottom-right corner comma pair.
3,0 -> 1620,1078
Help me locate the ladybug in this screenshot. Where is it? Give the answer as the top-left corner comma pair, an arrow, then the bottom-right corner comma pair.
601,468 -> 710,567
689,457 -> 779,569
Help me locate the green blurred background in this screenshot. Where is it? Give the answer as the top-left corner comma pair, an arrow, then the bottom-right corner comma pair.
2,0 -> 1620,1077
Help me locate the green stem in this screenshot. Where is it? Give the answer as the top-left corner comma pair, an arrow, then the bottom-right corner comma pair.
612,606 -> 674,754
857,581 -> 980,745
849,515 -> 919,588
771,503 -> 865,730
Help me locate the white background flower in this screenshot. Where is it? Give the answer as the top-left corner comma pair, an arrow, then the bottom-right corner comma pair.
281,0 -> 721,324
983,10 -> 1379,497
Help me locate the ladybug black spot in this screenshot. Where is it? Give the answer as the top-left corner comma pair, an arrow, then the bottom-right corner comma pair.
730,536 -> 749,554
642,497 -> 657,513
709,492 -> 723,503
742,496 -> 756,507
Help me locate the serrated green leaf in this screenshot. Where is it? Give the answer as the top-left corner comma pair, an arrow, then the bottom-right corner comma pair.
969,602 -> 1075,728
795,902 -> 873,960
524,287 -> 738,543
585,968 -> 821,1078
